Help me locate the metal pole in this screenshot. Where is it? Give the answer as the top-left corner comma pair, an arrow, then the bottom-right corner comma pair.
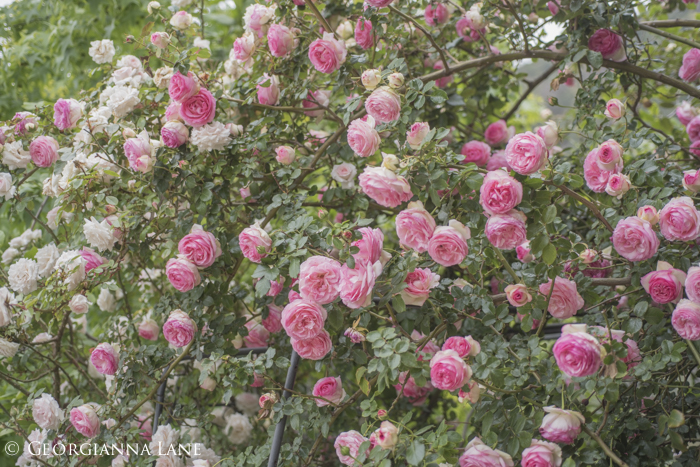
267,350 -> 301,467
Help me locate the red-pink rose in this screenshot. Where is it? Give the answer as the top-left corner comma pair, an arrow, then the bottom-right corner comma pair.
401,267 -> 440,306
680,48 -> 700,82
428,219 -> 471,266
163,309 -> 197,347
479,169 -> 523,215
425,3 -> 450,26
484,210 -> 527,250
239,223 -> 272,263
365,86 -> 401,123
281,298 -> 327,340
339,260 -> 382,309
355,18 -> 374,50
298,256 -> 342,304
29,136 -> 59,168
641,261 -> 686,304
612,216 -> 659,262
588,28 -> 626,62
180,88 -> 216,127
347,116 -> 380,157
672,299 -> 700,340
268,24 -> 296,57
659,197 -> 700,242
312,376 -> 346,407
484,120 -> 509,146
429,349 -> 472,391
291,329 -> 332,360
166,256 -> 201,292
90,343 -> 119,375
168,71 -> 200,103
461,140 -> 491,166
505,132 -> 548,175
539,277 -> 584,319
308,33 -> 347,74
358,166 -> 413,208
178,224 -> 221,268
396,200 -> 435,252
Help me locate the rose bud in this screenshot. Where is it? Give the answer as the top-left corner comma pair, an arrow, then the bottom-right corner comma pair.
275,146 -> 296,165
147,1 -> 160,14
387,72 -> 404,88
604,98 -> 625,119
344,327 -> 365,343
373,421 -> 398,450
579,249 -> 597,264
151,31 -> 169,49
361,69 -> 382,90
637,205 -> 659,225
381,153 -> 400,171
200,377 -> 217,391
377,409 -> 387,419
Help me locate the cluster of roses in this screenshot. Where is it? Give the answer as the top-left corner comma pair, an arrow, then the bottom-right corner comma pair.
165,225 -> 222,293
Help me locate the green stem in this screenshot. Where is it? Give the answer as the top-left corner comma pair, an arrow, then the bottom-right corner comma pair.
686,339 -> 700,368
493,247 -> 519,283
536,276 -> 556,337
581,425 -> 629,467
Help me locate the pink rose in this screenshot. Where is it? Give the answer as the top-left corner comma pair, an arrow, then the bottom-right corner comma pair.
138,318 -> 160,341
80,247 -> 105,272
334,430 -> 369,466
347,116 -> 381,158
244,4 -> 274,37
516,241 -> 533,263
456,17 -> 483,42
373,421 -> 398,449
124,131 -> 152,170
685,266 -> 700,303
612,216 -> 659,262
659,197 -> 700,242
425,3 -> 450,26
539,406 -> 584,444
428,219 -> 471,266
166,256 -> 201,292
458,437 -> 514,467
303,90 -> 330,118
676,101 -> 698,125
672,299 -> 700,340
583,148 -> 622,193
460,140 -> 491,166
536,121 -> 558,148
281,298 -> 327,340
505,284 -> 532,307
29,136 -> 59,168
596,139 -> 623,170
485,210 -> 527,250
605,98 -> 625,119
401,267 -> 440,306
267,278 -> 285,297
487,150 -> 511,171
239,223 -> 272,263
687,115 -> 700,142
429,349 -> 472,391
547,0 -> 560,15
178,224 -> 221,268
588,28 -> 626,62
268,24 -> 296,57
395,371 -> 433,405
552,330 -> 602,377
308,33 -> 347,74
505,132 -> 548,175
589,327 -> 641,369
312,376 -> 346,407
358,166 -> 413,208
406,122 -> 430,149
680,48 -> 700,82
180,88 -> 216,127
262,304 -> 283,333
344,327 -> 365,343
90,343 -> 119,375
70,405 -> 101,438
165,101 -> 183,122
396,200 -> 436,252
365,86 -> 401,124
479,169 -> 523,215
168,71 -> 200,103
161,121 -> 189,148
521,440 -> 562,467
288,290 -> 302,302
151,31 -> 170,49
244,320 -> 270,347
13,112 -> 36,136
442,336 -> 479,358
298,256 -> 342,304
291,329 -> 332,360
637,205 -> 659,225
355,18 -> 374,50
538,277 -> 584,319
163,309 -> 197,347
53,98 -> 82,130
484,120 -> 509,146
339,260 -> 382,309
641,261 -> 686,304
684,170 -> 700,192
352,227 -> 386,264
605,173 -> 631,198
275,145 -> 296,165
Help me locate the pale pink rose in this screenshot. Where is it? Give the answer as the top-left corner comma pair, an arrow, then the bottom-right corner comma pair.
505,132 -> 548,175
161,121 -> 189,148
308,32 -> 347,74
521,440 -> 562,467
604,99 -> 625,119
281,298 -> 327,340
163,309 -> 197,347
298,256 -> 342,304
90,343 -> 119,375
401,268 -> 440,306
244,3 -> 275,37
180,88 -> 216,127
547,0 -> 560,15
659,197 -> 700,242
244,320 -> 270,347
291,329 -> 332,360
676,101 -> 698,125
124,132 -> 152,171
672,299 -> 700,340
687,115 -> 700,142
373,421 -> 398,449
605,173 -> 631,198
239,223 -> 272,263
395,371 -> 433,405
275,146 -> 296,165
344,327 -> 365,343
165,101 -> 182,122
352,227 -> 386,264
396,201 -> 436,252
70,405 -> 101,438
424,3 -> 450,26
312,376 -> 346,406
240,186 -> 251,199
680,48 -> 700,82
487,150 -> 511,171
358,166 -> 413,208
365,86 -> 401,123
178,224 -> 221,268
268,24 -> 296,57
588,28 -> 626,62
331,162 -> 357,189
485,210 -> 527,250
406,122 -> 430,149
151,31 -> 170,49
166,256 -> 201,292
684,170 -> 700,192
460,140 -> 490,166
612,216 -> 659,262
539,406 -> 585,444
536,121 -> 558,148
339,260 -> 382,309
355,18 -> 374,50
442,336 -> 479,358
32,394 -> 64,430
302,90 -> 330,118
53,98 -> 82,130
288,290 -> 302,302
637,205 -> 659,225
484,120 -> 509,146
685,266 -> 700,303
539,277 -> 584,319
233,33 -> 256,61
428,219 -> 471,266
347,116 -> 381,158
583,148 -> 622,193
641,261 -> 686,304
596,139 -> 623,170
429,349 -> 472,391
29,136 -> 59,168
552,331 -> 602,377
168,71 -> 200,102
334,430 -> 369,466
479,169 -> 523,215
459,437 -> 514,467
80,247 -> 105,272
138,318 -> 160,341
262,304 -> 283,333
505,284 -> 532,307
516,241 -> 533,263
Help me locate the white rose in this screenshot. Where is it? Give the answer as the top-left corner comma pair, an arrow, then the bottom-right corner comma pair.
101,85 -> 141,118
336,20 -> 354,40
83,217 -> 117,252
0,287 -> 16,327
154,67 -> 174,89
87,106 -> 113,133
8,258 -> 38,295
46,207 -> 73,230
32,332 -> 52,343
191,444 -> 221,466
224,413 -> 252,445
54,250 -> 86,291
0,337 -> 19,358
89,39 -> 116,64
150,424 -> 180,454
35,244 -> 60,278
193,37 -> 210,50
32,394 -> 64,430
147,1 -> 160,13
42,176 -> 62,198
361,69 -> 382,90
0,173 -> 15,200
2,248 -> 19,265
170,11 -> 194,30
234,393 -> 259,417
2,141 -> 31,170
191,122 -> 231,152
97,288 -> 116,312
331,162 -> 357,189
69,294 -> 91,314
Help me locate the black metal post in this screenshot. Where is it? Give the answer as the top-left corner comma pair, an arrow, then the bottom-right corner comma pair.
267,350 -> 301,467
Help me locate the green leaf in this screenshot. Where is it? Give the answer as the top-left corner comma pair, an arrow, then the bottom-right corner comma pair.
587,50 -> 603,69
543,205 -> 557,224
668,409 -> 685,428
406,440 -> 425,465
392,295 -> 406,313
669,430 -> 686,452
542,243 -> 557,265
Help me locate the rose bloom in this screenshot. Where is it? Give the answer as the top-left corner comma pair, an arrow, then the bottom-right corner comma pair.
90,343 -> 119,375
605,173 -> 631,199
312,376 -> 346,407
331,162 -> 357,189
308,32 -> 347,74
659,197 -> 700,242
53,98 -> 83,130
680,48 -> 700,82
303,90 -> 330,118
536,121 -> 558,148
163,309 -> 197,347
588,28 -> 626,62
244,3 -> 275,37
442,336 -> 480,358
239,223 -> 272,263
69,294 -> 90,314
233,33 -> 256,61
138,318 -> 160,341
161,121 -> 189,148
291,329 -> 332,360
685,266 -> 700,303
683,170 -> 700,193
677,101 -> 699,125
33,393 -> 64,430
485,210 -> 527,250
458,437 -> 514,467
358,166 -> 413,208
178,224 -> 221,268
180,88 -> 217,127
430,349 -> 472,391
352,227 -> 387,264
281,298 -> 327,340
339,260 -> 382,309
266,278 -> 285,297
596,139 -> 623,170
583,148 -> 622,193
170,10 -> 193,29
401,268 -> 440,306
365,86 -> 401,124
29,136 -> 60,168
334,430 -> 369,466
612,216 -> 659,262
641,261 -> 686,304
505,132 -> 548,175
151,31 -> 170,49
505,284 -> 532,307
479,169 -> 523,215
344,327 -> 365,343
521,440 -> 562,467
374,421 -> 398,450
428,219 -> 471,266
70,404 -> 101,438
552,331 -> 602,377
166,256 -> 201,292
539,406 -> 585,444
539,277 -> 584,319
461,140 -> 491,166
347,116 -> 381,158
425,3 -> 450,26
516,241 -> 534,263
298,256 -> 342,304
484,120 -> 509,146
395,371 -> 433,405
169,71 -> 200,102
396,200 -> 436,252
262,304 -> 283,334
275,146 -> 296,165
672,299 -> 700,340
80,247 -> 105,273
361,69 -> 381,90
687,115 -> 700,142
244,320 -> 270,347
406,122 -> 430,149
268,24 -> 296,57
605,98 -> 625,119
365,0 -> 393,6
355,18 -> 374,50
165,101 -> 182,122
637,205 -> 659,225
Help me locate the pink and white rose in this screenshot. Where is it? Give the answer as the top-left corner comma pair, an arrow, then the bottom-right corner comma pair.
612,216 -> 659,262
641,261 -> 686,304
312,376 -> 346,407
163,309 -> 197,347
505,132 -> 548,175
401,267 -> 440,306
428,219 -> 471,266
395,201 -> 436,253
539,277 -> 584,319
